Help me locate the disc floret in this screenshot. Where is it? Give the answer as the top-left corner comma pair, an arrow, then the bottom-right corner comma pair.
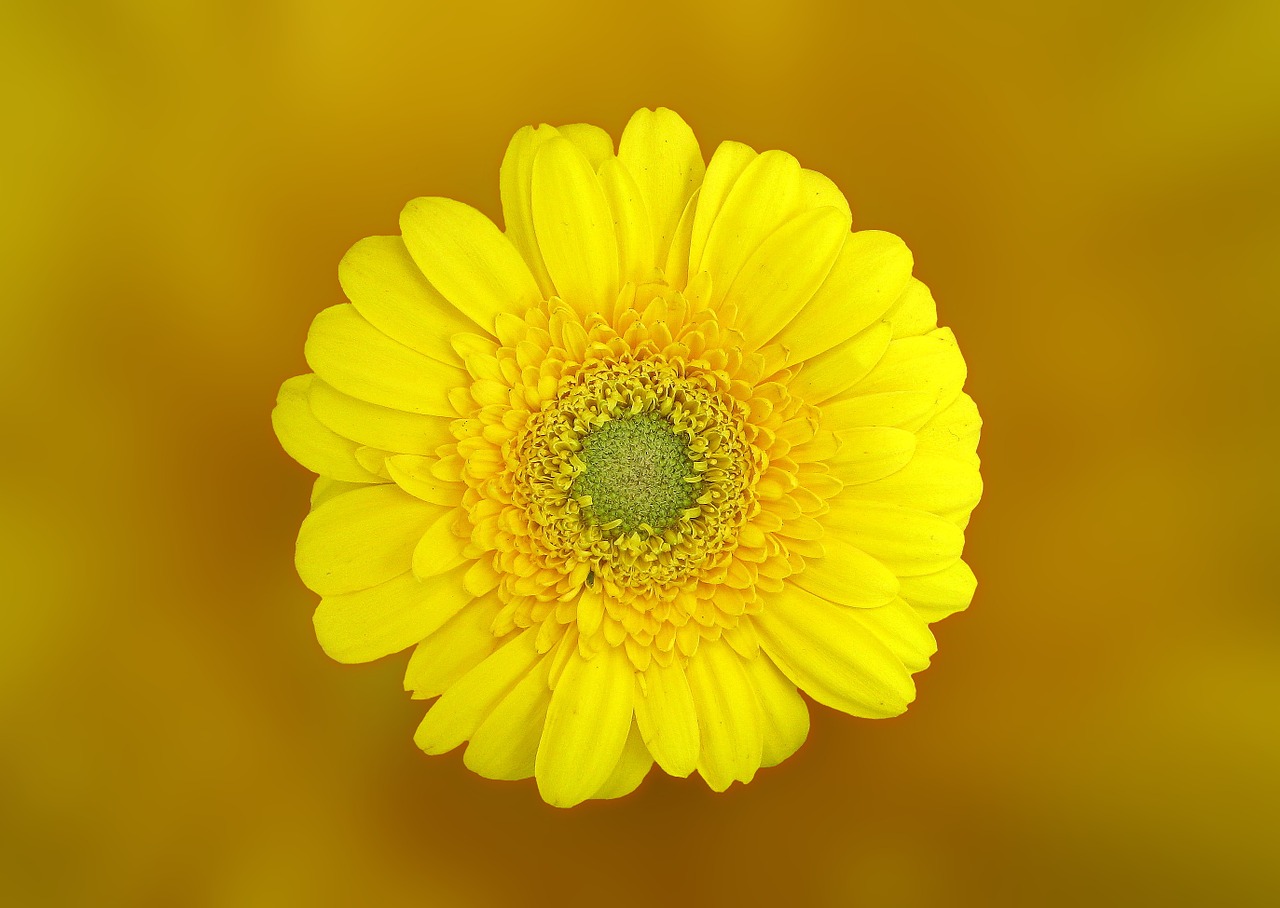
572,413 -> 701,536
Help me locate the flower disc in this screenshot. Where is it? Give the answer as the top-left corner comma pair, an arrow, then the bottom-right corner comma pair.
273,108 -> 983,807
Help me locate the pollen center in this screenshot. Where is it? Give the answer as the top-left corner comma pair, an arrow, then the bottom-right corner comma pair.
572,414 -> 699,535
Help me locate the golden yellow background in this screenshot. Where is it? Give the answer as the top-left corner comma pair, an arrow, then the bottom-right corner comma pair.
5,0 -> 1278,904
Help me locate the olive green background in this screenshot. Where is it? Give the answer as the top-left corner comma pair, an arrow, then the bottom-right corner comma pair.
5,1 -> 1278,904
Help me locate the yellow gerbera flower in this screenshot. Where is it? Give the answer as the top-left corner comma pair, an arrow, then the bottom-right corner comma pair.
272,108 -> 982,807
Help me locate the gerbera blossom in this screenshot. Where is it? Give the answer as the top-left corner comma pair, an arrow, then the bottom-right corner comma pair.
272,108 -> 982,807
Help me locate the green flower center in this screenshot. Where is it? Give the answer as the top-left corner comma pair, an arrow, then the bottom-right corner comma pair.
572,413 -> 700,536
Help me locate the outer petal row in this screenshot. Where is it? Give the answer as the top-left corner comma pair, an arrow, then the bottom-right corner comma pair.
272,375 -> 379,484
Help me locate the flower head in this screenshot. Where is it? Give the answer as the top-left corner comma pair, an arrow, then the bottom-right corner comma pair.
272,109 -> 982,807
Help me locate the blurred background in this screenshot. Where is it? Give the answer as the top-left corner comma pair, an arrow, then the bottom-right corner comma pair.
3,0 -> 1278,904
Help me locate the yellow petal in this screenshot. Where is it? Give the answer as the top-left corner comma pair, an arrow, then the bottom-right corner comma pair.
824,499 -> 965,577
700,150 -> 803,305
385,455 -> 465,508
352,444 -> 393,480
848,597 -> 937,674
295,483 -> 442,596
898,559 -> 977,624
310,477 -> 364,508
411,509 -> 468,579
822,389 -> 942,434
727,206 -> 851,350
500,124 -> 561,297
756,584 -> 915,718
592,720 -> 655,801
743,651 -> 810,768
772,230 -> 913,363
849,328 -> 966,399
686,638 -> 763,792
633,658 -> 700,777
662,188 -> 700,289
915,392 -> 982,467
839,451 -> 983,526
789,321 -> 892,405
883,276 -> 938,338
308,378 -> 453,456
464,648 -> 554,781
688,140 -> 757,274
462,557 -> 500,598
799,167 -> 851,219
575,585 -> 605,638
597,157 -> 655,285
531,136 -> 620,318
536,644 -> 633,808
789,535 -> 900,608
414,628 -> 540,755
399,197 -> 541,334
822,329 -> 968,432
555,122 -> 614,169
272,375 -> 379,483
617,107 -> 705,267
304,304 -> 466,417
314,566 -> 468,664
827,426 -> 917,486
403,594 -> 503,698
338,235 -> 474,364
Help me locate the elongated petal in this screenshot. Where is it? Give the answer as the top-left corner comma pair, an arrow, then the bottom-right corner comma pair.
700,150 -> 803,304
840,451 -> 983,525
385,455 -> 465,508
403,595 -> 503,699
773,230 -> 913,363
756,584 -> 915,718
883,276 -> 938,338
272,375 -> 378,483
308,378 -> 453,456
847,328 -> 966,400
536,644 -> 633,808
663,188 -> 700,288
598,157 -> 655,285
828,426 -> 917,486
688,140 -> 757,274
790,535 -> 900,608
849,597 -> 937,674
532,136 -> 619,317
305,305 -> 466,417
310,477 -> 364,508
295,483 -> 441,596
743,652 -> 810,768
617,107 -> 704,267
314,565 -> 468,664
788,321 -> 892,405
464,649 -> 554,780
400,197 -> 541,334
633,658 -> 700,777
728,206 -> 851,350
411,509 -> 468,579
822,330 -> 968,432
500,124 -> 560,297
338,235 -> 474,364
915,392 -> 982,467
592,721 -> 655,800
686,639 -> 763,792
822,390 -> 942,433
555,122 -> 614,169
799,168 -> 851,218
415,629 -> 540,755
898,559 -> 978,623
824,500 -> 965,576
